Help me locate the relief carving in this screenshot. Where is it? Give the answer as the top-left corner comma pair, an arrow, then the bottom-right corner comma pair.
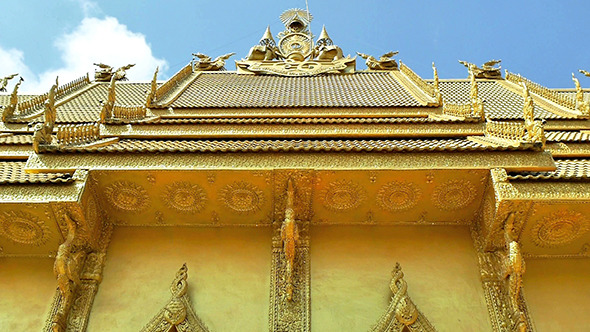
531,209 -> 589,248
219,181 -> 265,215
0,210 -> 50,246
320,179 -> 366,212
431,179 -> 476,211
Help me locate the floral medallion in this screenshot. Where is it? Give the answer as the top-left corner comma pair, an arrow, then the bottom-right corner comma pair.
219,181 -> 264,214
532,210 -> 589,247
162,182 -> 207,213
377,181 -> 421,212
432,179 -> 476,211
321,180 -> 366,211
104,180 -> 150,212
0,211 -> 49,246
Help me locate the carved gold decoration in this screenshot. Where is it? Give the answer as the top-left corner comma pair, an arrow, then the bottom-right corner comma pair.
506,70 -> 576,110
237,9 -> 355,76
432,179 -> 476,210
521,82 -> 546,146
270,171 -> 312,332
0,210 -> 50,246
51,213 -> 86,332
399,60 -> 435,98
371,263 -> 436,332
33,77 -> 58,153
192,52 -> 235,71
377,181 -> 421,212
140,264 -> 209,332
357,51 -> 398,70
219,181 -> 264,214
320,179 -> 366,211
0,72 -> 18,92
154,63 -> 193,104
531,210 -> 589,247
432,62 -> 443,106
162,181 -> 207,213
459,59 -> 502,79
104,180 -> 150,212
93,63 -> 135,82
1,75 -> 22,121
281,179 -> 299,301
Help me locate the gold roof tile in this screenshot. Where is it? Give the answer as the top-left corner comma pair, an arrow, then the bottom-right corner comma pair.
0,134 -> 33,145
509,158 -> 590,180
545,131 -> 590,142
0,161 -> 73,184
170,72 -> 423,108
52,138 -> 534,153
438,80 -> 573,120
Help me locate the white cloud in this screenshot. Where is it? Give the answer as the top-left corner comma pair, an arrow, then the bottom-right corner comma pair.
0,16 -> 168,94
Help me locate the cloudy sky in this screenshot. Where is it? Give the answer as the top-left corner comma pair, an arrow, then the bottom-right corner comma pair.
0,0 -> 589,93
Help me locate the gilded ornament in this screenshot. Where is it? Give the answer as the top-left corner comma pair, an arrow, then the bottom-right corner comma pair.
0,73 -> 18,92
0,210 -> 49,246
532,210 -> 590,247
321,179 -> 366,211
432,179 -> 476,210
377,181 -> 421,212
219,181 -> 264,214
104,180 -> 150,212
162,181 -> 207,213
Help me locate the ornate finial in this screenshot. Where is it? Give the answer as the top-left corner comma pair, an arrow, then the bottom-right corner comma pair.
357,51 -> 398,70
521,82 -> 545,145
44,77 -> 58,128
279,8 -> 313,30
170,263 -> 189,297
316,25 -> 332,46
2,76 -> 23,122
470,71 -> 484,119
521,82 -> 534,123
260,26 -> 276,47
572,73 -> 590,116
432,62 -> 442,106
580,69 -> 590,78
0,73 -> 18,92
100,75 -> 117,123
146,66 -> 158,107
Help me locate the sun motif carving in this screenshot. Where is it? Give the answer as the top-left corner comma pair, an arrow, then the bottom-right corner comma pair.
377,181 -> 421,212
219,181 -> 264,214
432,179 -> 476,211
0,211 -> 50,246
104,180 -> 150,212
162,182 -> 208,213
321,179 -> 366,211
532,210 -> 590,247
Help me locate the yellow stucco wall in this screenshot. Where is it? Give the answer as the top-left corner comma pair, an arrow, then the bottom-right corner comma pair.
311,225 -> 492,332
87,227 -> 272,331
525,258 -> 590,332
0,258 -> 56,331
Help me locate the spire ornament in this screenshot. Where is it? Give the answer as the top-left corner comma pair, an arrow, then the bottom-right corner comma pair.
572,73 -> 590,116
459,59 -> 502,79
238,9 -> 355,76
0,73 -> 18,92
357,51 -> 399,71
432,62 -> 443,106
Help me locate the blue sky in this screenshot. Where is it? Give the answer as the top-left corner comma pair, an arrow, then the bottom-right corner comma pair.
0,0 -> 589,93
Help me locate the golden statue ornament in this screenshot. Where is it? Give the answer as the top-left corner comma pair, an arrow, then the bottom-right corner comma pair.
572,73 -> 590,116
459,59 -> 502,79
192,52 -> 235,71
1,76 -> 23,121
357,51 -> 399,70
93,63 -> 135,81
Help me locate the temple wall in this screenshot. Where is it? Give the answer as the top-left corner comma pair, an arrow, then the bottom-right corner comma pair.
87,227 -> 272,331
310,225 -> 491,332
524,259 -> 590,332
0,258 -> 56,331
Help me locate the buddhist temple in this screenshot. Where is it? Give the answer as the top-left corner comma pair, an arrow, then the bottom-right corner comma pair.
1,8 -> 590,332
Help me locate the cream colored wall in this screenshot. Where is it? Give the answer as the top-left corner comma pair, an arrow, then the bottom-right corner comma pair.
0,258 -> 56,331
87,227 -> 271,331
311,225 -> 491,332
525,259 -> 590,332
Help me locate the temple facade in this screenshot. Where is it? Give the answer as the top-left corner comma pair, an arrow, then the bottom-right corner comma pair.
1,9 -> 589,331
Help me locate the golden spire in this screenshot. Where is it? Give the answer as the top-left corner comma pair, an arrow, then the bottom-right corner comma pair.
318,25 -> 330,41
432,62 -> 442,106
259,26 -> 276,47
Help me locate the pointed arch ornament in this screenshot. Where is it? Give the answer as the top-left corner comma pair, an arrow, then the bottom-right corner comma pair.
371,263 -> 436,332
140,264 -> 210,332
